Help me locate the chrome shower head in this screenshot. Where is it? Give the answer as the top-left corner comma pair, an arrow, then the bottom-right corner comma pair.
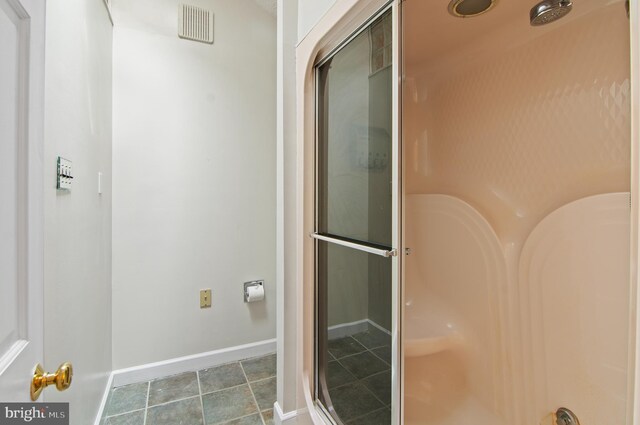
530,0 -> 573,26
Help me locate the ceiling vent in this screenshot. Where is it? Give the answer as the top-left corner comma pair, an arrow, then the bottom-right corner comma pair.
178,4 -> 214,44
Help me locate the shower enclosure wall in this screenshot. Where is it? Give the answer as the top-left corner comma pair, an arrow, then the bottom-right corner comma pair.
402,1 -> 632,424
293,0 -> 638,424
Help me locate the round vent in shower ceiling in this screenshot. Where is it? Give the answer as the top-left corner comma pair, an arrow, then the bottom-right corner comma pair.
448,0 -> 496,17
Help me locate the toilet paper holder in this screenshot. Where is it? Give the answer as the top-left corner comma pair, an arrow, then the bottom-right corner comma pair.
244,280 -> 264,303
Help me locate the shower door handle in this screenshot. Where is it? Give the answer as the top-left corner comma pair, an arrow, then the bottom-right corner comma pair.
310,233 -> 397,257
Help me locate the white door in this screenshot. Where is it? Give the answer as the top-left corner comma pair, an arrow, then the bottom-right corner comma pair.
0,0 -> 45,402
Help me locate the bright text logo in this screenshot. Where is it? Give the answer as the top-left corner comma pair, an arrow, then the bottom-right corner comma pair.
0,403 -> 68,424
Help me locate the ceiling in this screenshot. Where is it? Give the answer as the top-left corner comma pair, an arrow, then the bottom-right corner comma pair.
251,0 -> 277,16
403,0 -> 626,79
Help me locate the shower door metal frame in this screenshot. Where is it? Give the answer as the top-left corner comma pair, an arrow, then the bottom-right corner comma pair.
311,2 -> 403,424
631,1 -> 640,424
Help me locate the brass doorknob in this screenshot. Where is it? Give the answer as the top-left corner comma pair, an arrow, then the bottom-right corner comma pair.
31,362 -> 73,401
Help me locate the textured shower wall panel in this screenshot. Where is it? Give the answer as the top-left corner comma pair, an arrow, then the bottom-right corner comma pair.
403,2 -> 631,424
518,193 -> 630,424
406,3 -> 630,246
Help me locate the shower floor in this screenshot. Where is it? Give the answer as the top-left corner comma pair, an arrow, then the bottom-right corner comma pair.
326,326 -> 392,424
100,353 -> 276,425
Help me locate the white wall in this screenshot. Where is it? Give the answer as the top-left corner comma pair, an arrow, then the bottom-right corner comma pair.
297,0 -> 336,43
112,0 -> 277,369
43,1 -> 113,424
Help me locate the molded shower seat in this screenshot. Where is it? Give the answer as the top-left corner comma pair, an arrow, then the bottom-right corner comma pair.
404,295 -> 463,357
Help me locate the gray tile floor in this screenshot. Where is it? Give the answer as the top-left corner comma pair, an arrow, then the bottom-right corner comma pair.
326,326 -> 392,424
101,354 -> 276,425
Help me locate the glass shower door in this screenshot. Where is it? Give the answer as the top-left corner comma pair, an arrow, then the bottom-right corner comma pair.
313,8 -> 398,425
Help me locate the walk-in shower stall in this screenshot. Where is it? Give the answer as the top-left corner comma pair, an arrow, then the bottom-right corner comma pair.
300,0 -> 635,424
403,1 -> 631,423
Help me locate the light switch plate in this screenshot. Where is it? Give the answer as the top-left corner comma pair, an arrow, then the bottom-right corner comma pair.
57,157 -> 73,190
200,289 -> 211,308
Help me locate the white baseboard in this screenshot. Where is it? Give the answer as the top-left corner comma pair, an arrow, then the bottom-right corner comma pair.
328,319 -> 390,340
93,372 -> 114,425
367,319 -> 391,336
328,319 -> 369,339
111,338 -> 276,387
274,401 -> 302,425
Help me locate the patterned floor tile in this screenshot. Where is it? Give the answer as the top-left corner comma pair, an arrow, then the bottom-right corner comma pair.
202,384 -> 258,424
105,382 -> 148,417
362,371 -> 391,405
370,346 -> 391,365
101,353 -> 286,425
219,414 -> 263,425
241,354 -> 276,382
328,382 -> 384,422
103,410 -> 145,425
146,397 -> 203,425
339,351 -> 389,379
250,377 -> 276,411
149,372 -> 200,406
346,407 -> 391,425
199,362 -> 247,394
327,337 -> 367,359
352,327 -> 391,350
261,409 -> 274,425
327,361 -> 357,389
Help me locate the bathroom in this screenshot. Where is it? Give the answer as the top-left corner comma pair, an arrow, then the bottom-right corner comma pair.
0,0 -> 638,424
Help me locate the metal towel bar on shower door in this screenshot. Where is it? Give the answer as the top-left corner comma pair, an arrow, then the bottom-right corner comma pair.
309,233 -> 397,258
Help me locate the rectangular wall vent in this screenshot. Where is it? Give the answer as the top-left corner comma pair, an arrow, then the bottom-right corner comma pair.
178,4 -> 214,44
